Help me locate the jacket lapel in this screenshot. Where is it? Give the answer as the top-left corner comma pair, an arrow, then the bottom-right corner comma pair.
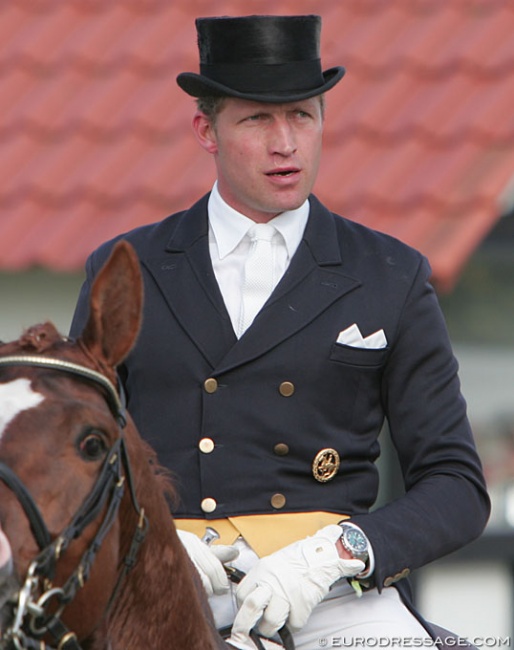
215,197 -> 361,372
143,196 -> 237,367
142,194 -> 361,372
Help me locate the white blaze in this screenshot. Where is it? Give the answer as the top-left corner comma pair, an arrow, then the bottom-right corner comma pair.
0,526 -> 12,575
0,378 -> 45,439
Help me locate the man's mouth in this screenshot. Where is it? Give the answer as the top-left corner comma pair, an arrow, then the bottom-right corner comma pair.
266,168 -> 299,177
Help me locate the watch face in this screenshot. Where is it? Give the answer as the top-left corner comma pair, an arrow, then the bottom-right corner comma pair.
345,528 -> 368,553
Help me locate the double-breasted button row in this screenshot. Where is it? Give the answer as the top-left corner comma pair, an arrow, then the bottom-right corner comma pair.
383,567 -> 410,587
201,376 -> 295,515
205,377 -> 295,398
201,494 -> 288,512
205,377 -> 295,397
199,427 -> 216,510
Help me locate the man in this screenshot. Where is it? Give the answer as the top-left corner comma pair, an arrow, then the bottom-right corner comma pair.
70,15 -> 490,650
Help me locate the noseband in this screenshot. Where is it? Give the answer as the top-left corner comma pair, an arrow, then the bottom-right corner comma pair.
0,356 -> 148,650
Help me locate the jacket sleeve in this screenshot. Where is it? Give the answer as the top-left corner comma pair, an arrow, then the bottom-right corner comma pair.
350,256 -> 490,591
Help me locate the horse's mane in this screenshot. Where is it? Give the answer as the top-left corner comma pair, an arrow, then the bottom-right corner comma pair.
126,427 -> 179,511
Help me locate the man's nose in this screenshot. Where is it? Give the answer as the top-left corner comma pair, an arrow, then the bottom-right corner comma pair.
270,120 -> 297,156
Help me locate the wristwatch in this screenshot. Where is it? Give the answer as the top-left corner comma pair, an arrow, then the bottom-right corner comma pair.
339,523 -> 369,563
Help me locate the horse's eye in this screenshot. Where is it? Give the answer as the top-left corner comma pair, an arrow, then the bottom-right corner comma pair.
78,431 -> 108,461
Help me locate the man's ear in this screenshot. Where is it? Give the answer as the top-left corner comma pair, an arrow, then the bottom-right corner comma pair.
192,111 -> 218,154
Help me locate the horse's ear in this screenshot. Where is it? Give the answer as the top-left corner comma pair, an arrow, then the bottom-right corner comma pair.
80,240 -> 143,369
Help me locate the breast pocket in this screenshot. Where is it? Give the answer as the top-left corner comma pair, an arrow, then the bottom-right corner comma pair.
329,342 -> 389,369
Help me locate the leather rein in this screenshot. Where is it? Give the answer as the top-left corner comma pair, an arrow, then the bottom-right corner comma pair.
0,356 -> 148,650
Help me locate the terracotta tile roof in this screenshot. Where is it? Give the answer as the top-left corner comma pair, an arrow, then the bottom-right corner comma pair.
1,0 -> 514,291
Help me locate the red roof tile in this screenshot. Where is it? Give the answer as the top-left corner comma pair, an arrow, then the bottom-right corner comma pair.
1,0 -> 514,292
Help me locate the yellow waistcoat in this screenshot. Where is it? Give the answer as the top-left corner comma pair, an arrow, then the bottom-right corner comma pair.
175,511 -> 348,557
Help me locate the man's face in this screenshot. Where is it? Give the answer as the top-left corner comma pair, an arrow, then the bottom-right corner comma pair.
193,97 -> 324,222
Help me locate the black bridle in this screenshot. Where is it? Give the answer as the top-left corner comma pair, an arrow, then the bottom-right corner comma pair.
0,355 -> 294,650
0,355 -> 148,650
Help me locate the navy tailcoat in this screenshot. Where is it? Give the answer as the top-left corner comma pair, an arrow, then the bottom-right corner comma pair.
70,193 -> 489,601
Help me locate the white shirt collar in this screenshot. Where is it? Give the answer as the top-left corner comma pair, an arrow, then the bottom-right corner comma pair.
208,182 -> 309,260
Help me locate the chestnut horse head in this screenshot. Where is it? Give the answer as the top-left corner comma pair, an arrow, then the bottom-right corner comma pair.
0,241 -> 226,650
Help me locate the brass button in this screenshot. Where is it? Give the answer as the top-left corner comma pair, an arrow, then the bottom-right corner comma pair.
279,381 -> 295,397
383,568 -> 410,588
270,493 -> 286,509
204,378 -> 218,393
200,497 -> 217,513
274,443 -> 289,456
199,438 -> 215,454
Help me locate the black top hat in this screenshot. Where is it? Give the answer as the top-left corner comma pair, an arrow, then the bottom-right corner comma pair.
176,15 -> 345,103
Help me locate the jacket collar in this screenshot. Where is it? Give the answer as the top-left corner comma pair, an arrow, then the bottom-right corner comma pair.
165,193 -> 343,267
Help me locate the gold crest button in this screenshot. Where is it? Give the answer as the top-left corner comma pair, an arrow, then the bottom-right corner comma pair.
312,448 -> 340,483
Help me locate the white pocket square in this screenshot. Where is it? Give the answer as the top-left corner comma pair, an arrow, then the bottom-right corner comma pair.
336,324 -> 387,349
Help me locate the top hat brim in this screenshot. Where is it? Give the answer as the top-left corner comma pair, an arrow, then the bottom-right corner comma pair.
176,66 -> 345,103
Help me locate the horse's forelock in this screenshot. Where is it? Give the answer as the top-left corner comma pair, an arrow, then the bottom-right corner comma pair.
17,323 -> 64,353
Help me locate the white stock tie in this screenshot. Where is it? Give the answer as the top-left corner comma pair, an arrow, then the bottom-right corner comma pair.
238,223 -> 277,336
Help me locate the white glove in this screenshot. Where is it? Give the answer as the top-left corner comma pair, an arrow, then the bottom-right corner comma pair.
231,525 -> 365,639
226,635 -> 283,650
177,529 -> 239,596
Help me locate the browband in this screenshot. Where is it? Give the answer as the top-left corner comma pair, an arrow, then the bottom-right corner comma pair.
0,355 -> 124,421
